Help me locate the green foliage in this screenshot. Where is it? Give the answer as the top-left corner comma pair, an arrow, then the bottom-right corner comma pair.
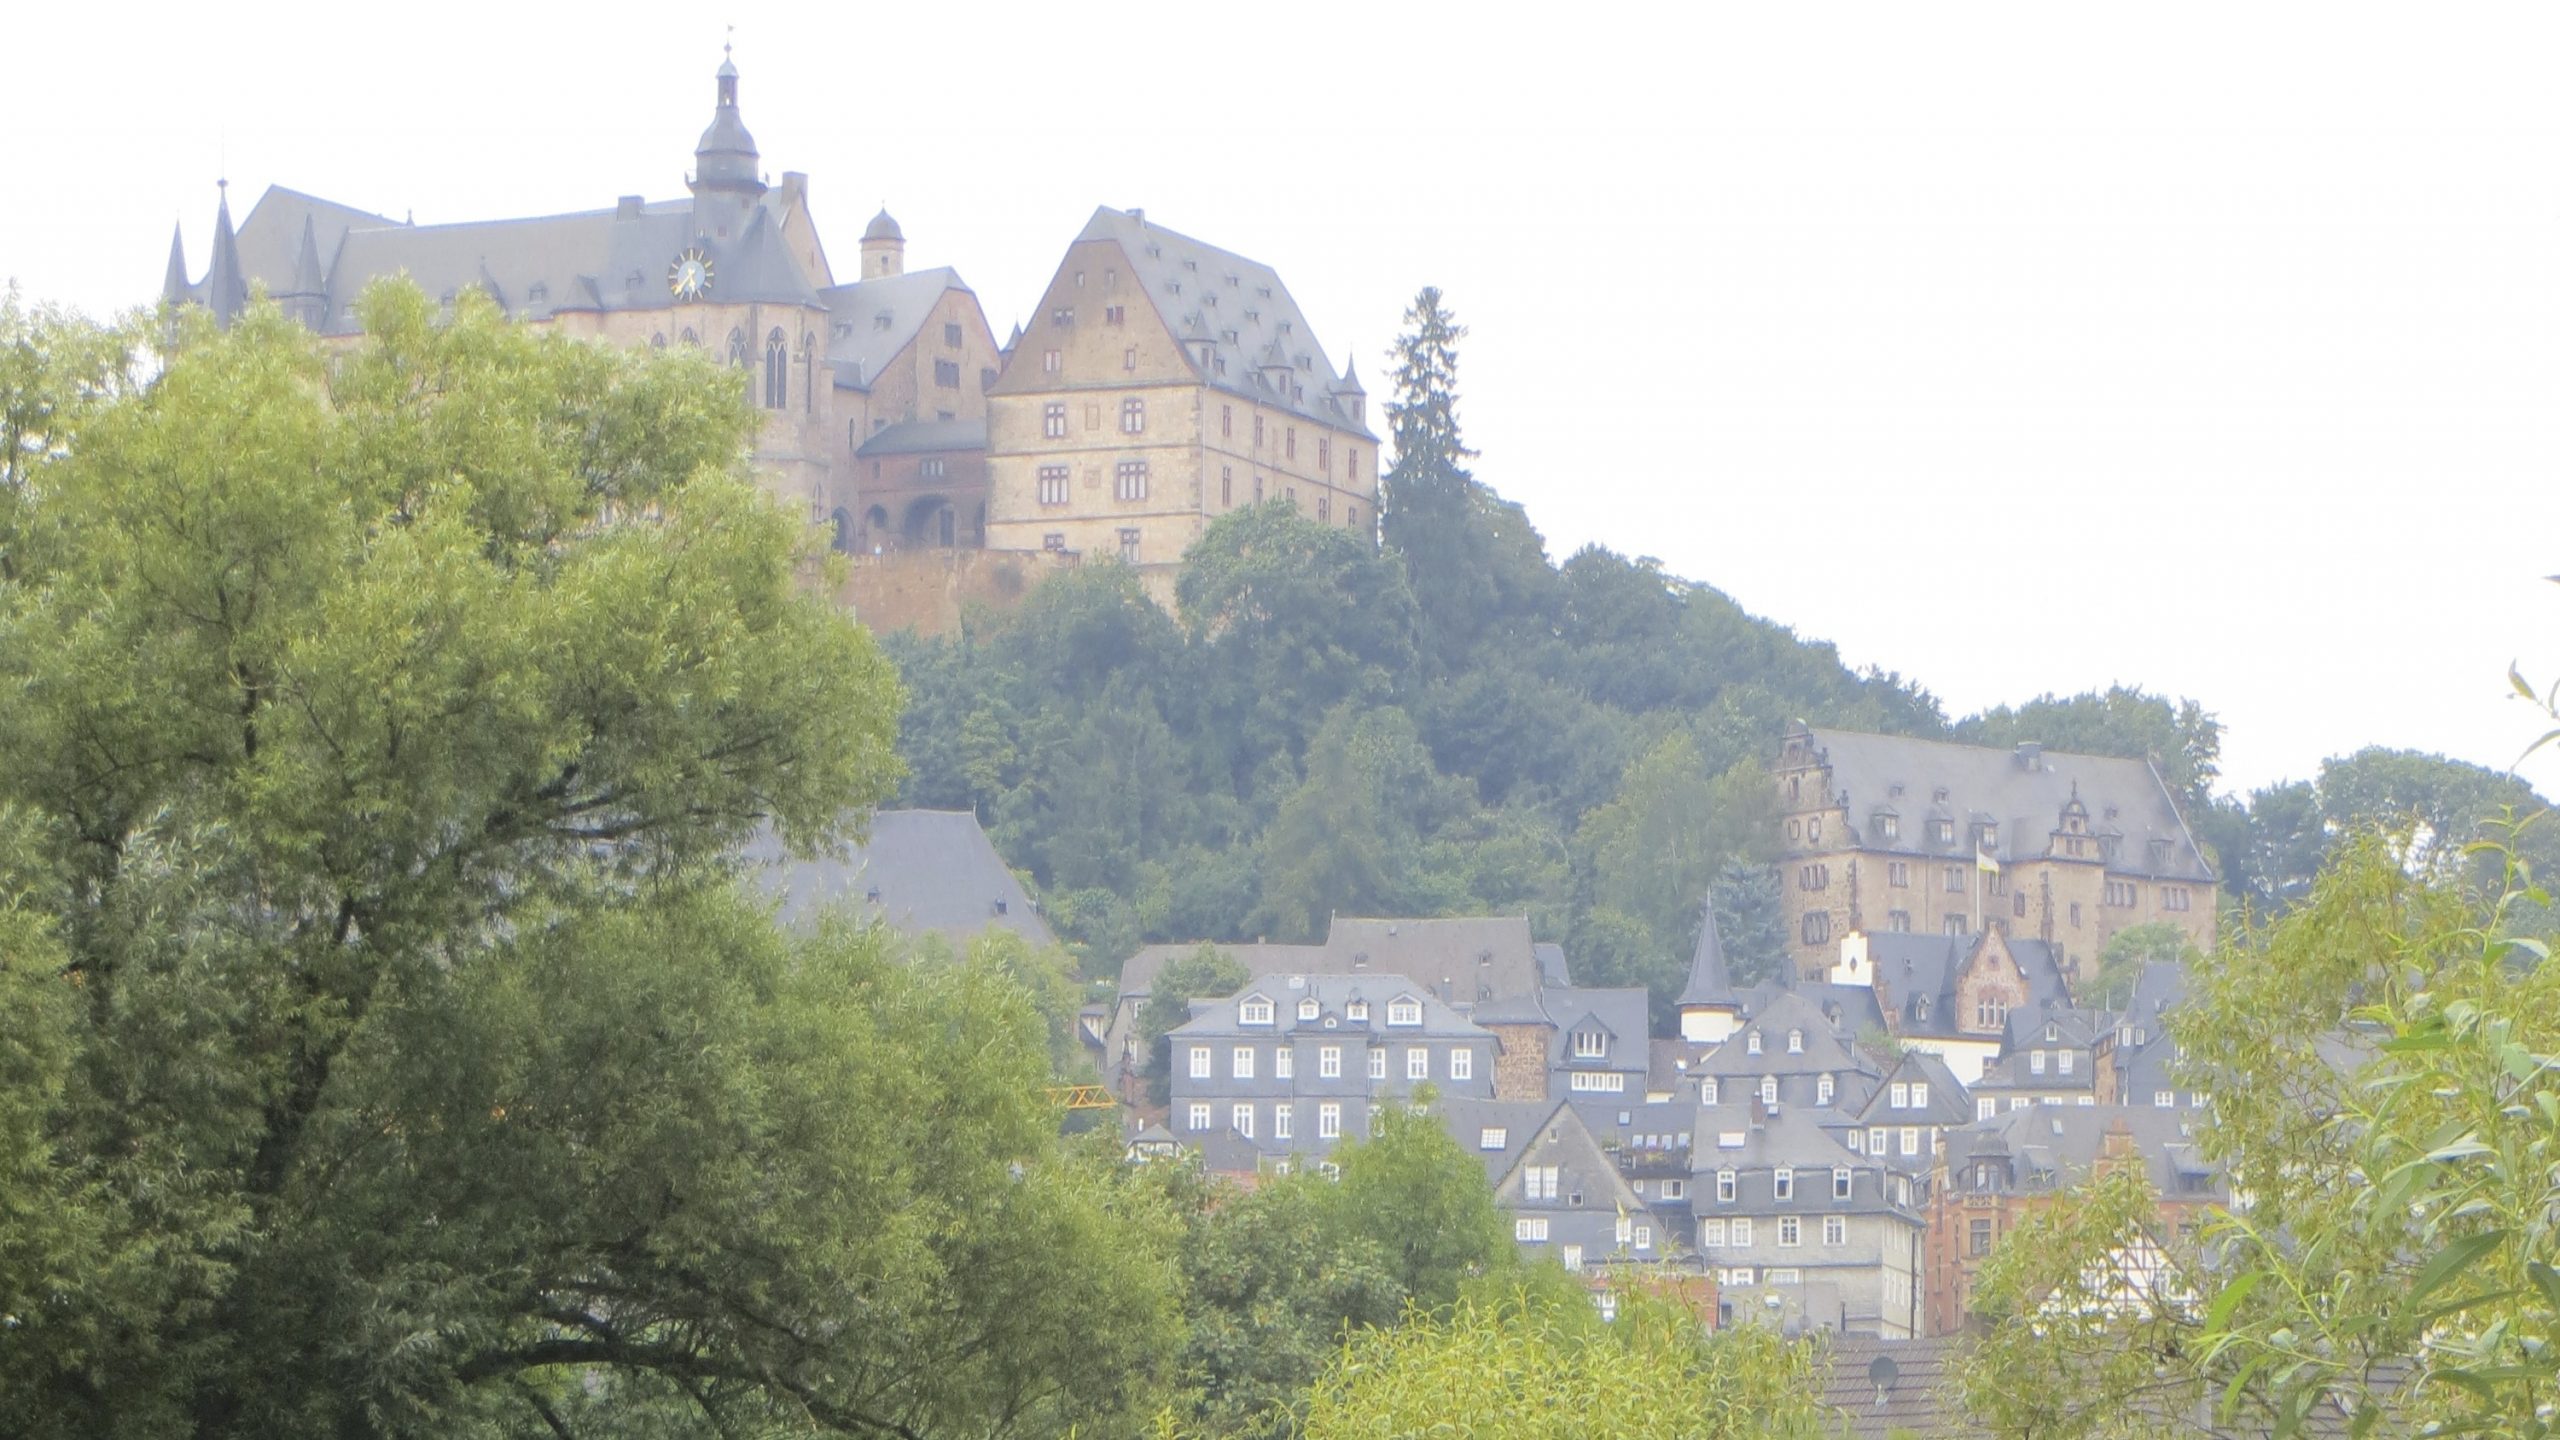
1292,1284 -> 1833,1440
1140,944 -> 1252,1106
1573,737 -> 1779,1025
2084,921 -> 2197,1008
1955,686 -> 2223,814
0,288 -> 1181,1438
1327,1101 -> 1513,1309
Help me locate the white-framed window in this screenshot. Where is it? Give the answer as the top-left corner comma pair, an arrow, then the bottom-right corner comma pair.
1787,1029 -> 1804,1054
2154,1090 -> 2174,1108
1663,1179 -> 1686,1200
1702,1078 -> 1719,1105
1779,1216 -> 1801,1247
1347,1000 -> 1368,1021
1274,1047 -> 1293,1079
1615,1215 -> 1634,1245
1188,1046 -> 1210,1079
1978,1097 -> 1998,1120
1187,1103 -> 1209,1130
1869,1127 -> 1887,1154
1368,1049 -> 1387,1080
1450,1048 -> 1473,1081
1524,1166 -> 1559,1200
1890,1082 -> 1909,1109
1848,1129 -> 1865,1153
1298,997 -> 1320,1021
1716,1169 -> 1737,1203
1564,1245 -> 1586,1274
1635,1225 -> 1652,1250
1319,1102 -> 1341,1138
1480,1127 -> 1508,1151
1239,997 -> 1273,1025
2059,1050 -> 2075,1076
1516,1217 -> 1549,1243
1573,1030 -> 1607,1059
1114,460 -> 1149,501
1732,1219 -> 1754,1247
1274,1103 -> 1292,1140
1901,1126 -> 1920,1156
1406,1047 -> 1429,1080
1232,1047 -> 1254,1080
1912,1082 -> 1929,1108
1746,1032 -> 1762,1055
1702,1219 -> 1728,1247
1232,1104 -> 1253,1138
1760,1076 -> 1778,1105
1387,997 -> 1422,1026
1570,1071 -> 1625,1093
1319,1045 -> 1342,1078
1824,1215 -> 1846,1246
1834,1167 -> 1853,1199
1036,465 -> 1070,506
1774,1168 -> 1794,1201
2031,1050 -> 2047,1075
1817,1074 -> 1834,1104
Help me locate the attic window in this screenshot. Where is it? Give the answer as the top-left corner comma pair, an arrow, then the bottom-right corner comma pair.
1386,998 -> 1422,1026
1746,1031 -> 1762,1055
1238,997 -> 1274,1026
833,322 -> 852,338
1257,285 -> 1272,297
1346,1000 -> 1369,1021
875,314 -> 894,330
1184,258 -> 1197,270
1787,1029 -> 1803,1053
1479,1127 -> 1507,1151
1572,1030 -> 1607,1060
1297,997 -> 1319,1021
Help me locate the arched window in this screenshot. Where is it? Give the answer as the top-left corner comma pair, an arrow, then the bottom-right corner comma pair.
681,327 -> 700,346
651,333 -> 666,350
829,508 -> 853,554
764,328 -> 788,408
726,328 -> 747,368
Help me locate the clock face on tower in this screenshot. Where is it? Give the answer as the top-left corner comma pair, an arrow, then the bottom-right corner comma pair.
668,247 -> 714,300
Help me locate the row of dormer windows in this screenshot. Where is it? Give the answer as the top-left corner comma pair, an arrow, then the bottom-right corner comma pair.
1236,994 -> 1422,1026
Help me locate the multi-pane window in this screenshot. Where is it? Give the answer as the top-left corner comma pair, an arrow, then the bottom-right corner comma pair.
1869,1127 -> 1887,1154
1187,1103 -> 1209,1130
1702,1219 -> 1728,1247
1778,1217 -> 1801,1248
1901,1126 -> 1921,1156
1759,1076 -> 1778,1105
1912,1083 -> 1929,1108
1890,1083 -> 1910,1109
1716,1169 -> 1736,1203
1318,436 -> 1330,472
1802,912 -> 1830,945
1817,1074 -> 1835,1104
1319,1045 -> 1341,1078
1787,1029 -> 1804,1054
1732,1219 -> 1754,1247
1239,997 -> 1273,1025
1120,397 -> 1146,434
1043,403 -> 1067,438
1774,1168 -> 1794,1201
1188,1046 -> 1210,1079
1833,1167 -> 1853,1199
2059,1049 -> 2075,1076
2031,1050 -> 2047,1075
763,329 -> 788,408
2163,886 -> 2193,912
1114,461 -> 1149,501
1368,1049 -> 1387,1080
1037,465 -> 1070,506
1406,1048 -> 1428,1080
1232,1104 -> 1253,1138
1573,1031 -> 1607,1059
1977,994 -> 2009,1029
933,359 -> 960,388
1042,349 -> 1060,373
1319,1102 -> 1341,1138
1220,466 -> 1233,506
1387,999 -> 1422,1026
1515,1217 -> 1548,1242
1945,865 -> 1966,893
1970,1219 -> 1995,1255
1523,1166 -> 1559,1200
1274,1048 -> 1293,1079
1274,1103 -> 1292,1139
1824,1215 -> 1847,1246
1117,529 -> 1139,564
1298,997 -> 1320,1021
1232,1047 -> 1254,1080
1449,1048 -> 1472,1081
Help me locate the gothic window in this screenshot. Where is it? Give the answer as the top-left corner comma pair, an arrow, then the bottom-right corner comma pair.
764,329 -> 788,408
726,328 -> 748,368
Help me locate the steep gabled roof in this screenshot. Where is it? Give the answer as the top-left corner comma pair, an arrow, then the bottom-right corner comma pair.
1678,904 -> 1740,1010
821,266 -> 977,391
741,809 -> 1053,948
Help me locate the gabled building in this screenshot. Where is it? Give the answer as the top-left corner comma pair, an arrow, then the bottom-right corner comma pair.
1166,973 -> 1498,1174
1827,929 -> 2070,1085
1688,1101 -> 1927,1337
1924,1106 -> 2224,1335
1970,1004 -> 2112,1113
1441,1097 -> 1658,1270
1470,985 -> 1651,1102
741,809 -> 1054,949
1775,725 -> 2217,981
1688,990 -> 1880,1114
1843,1051 -> 1974,1171
983,206 -> 1378,592
1573,1096 -> 1708,1250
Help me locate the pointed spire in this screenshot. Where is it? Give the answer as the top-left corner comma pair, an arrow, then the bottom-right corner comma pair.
1335,355 -> 1365,393
204,180 -> 248,327
160,222 -> 192,308
290,216 -> 325,295
1677,902 -> 1739,1010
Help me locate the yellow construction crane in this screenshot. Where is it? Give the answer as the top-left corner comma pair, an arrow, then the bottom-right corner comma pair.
1045,1084 -> 1115,1111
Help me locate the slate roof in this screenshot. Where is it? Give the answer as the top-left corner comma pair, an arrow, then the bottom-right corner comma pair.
1436,1096 -> 1565,1185
822,266 -> 979,390
1799,727 -> 2214,882
1866,932 -> 2067,1041
1942,1105 -> 2222,1202
855,417 -> 987,457
1817,1335 -> 1967,1438
1848,1051 -> 1974,1128
1677,903 -> 1741,1009
1020,206 -> 1375,440
742,809 -> 1055,948
1169,972 -> 1494,1044
1693,991 -> 1871,1080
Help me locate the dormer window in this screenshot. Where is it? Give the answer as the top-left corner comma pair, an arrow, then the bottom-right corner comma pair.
1878,814 -> 1900,840
1238,996 -> 1274,1026
1298,998 -> 1320,1021
1912,1082 -> 1929,1108
1759,1075 -> 1778,1104
1572,1030 -> 1607,1060
1817,1074 -> 1835,1104
1702,1078 -> 1719,1104
1933,819 -> 1956,845
1746,1032 -> 1762,1056
1346,1000 -> 1369,1022
2044,1022 -> 2059,1042
1786,1029 -> 1804,1054
1386,997 -> 1422,1027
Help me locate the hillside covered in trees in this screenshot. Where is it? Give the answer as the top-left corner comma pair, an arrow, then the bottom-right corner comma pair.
885,291 -> 2557,1015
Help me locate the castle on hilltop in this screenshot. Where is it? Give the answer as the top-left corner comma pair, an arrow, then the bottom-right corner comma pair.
159,50 -> 1378,603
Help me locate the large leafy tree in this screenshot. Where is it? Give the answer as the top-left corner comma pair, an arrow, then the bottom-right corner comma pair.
0,290 -> 1178,1438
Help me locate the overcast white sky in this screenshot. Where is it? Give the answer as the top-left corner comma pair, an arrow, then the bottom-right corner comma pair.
9,2 -> 2557,801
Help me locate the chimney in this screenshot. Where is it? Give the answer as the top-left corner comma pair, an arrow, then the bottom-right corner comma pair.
2016,742 -> 2043,771
616,195 -> 645,220
1129,207 -> 1146,225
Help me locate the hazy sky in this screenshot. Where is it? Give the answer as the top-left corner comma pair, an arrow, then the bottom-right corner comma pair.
9,2 -> 2557,801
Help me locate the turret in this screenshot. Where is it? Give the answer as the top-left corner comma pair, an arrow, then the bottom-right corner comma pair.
1677,904 -> 1743,1043
277,215 -> 330,331
688,47 -> 766,228
202,180 -> 249,327
1330,356 -> 1367,427
160,222 -> 191,310
860,207 -> 905,278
